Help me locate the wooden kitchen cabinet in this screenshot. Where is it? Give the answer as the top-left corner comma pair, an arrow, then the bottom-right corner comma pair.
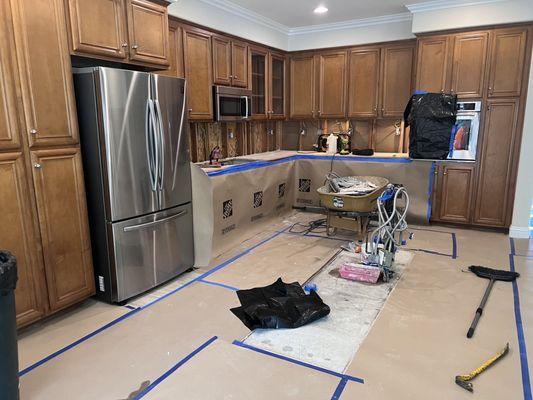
66,0 -> 128,60
268,53 -> 286,119
183,28 -> 213,120
212,36 -> 248,88
251,47 -> 268,118
126,0 -> 169,66
0,152 -> 48,326
11,0 -> 79,148
31,148 -> 94,311
0,0 -> 22,151
474,99 -> 520,227
290,54 -> 316,119
347,47 -> 380,118
158,23 -> 184,78
487,27 -> 529,98
415,36 -> 452,93
450,32 -> 488,98
380,44 -> 414,117
318,51 -> 347,118
438,163 -> 475,223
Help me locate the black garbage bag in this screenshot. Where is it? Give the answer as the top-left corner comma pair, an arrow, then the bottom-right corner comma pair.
230,278 -> 330,330
404,93 -> 457,160
0,251 -> 17,296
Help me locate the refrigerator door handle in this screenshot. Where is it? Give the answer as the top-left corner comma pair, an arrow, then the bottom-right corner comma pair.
122,209 -> 187,232
154,99 -> 165,192
145,99 -> 157,192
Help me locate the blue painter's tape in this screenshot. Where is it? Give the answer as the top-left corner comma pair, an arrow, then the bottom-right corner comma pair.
510,237 -> 516,256
134,336 -> 218,399
206,154 -> 413,177
451,233 -> 457,259
508,254 -> 532,400
232,340 -> 364,384
124,305 -> 138,311
198,279 -> 239,292
19,226 -> 290,376
331,377 -> 349,400
427,161 -> 436,221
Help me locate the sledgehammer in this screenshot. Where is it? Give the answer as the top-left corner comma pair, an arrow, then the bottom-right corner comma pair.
466,265 -> 519,339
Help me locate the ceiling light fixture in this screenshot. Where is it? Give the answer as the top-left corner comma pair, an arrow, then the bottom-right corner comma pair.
314,5 -> 328,14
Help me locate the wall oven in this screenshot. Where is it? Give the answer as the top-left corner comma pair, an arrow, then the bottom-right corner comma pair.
214,85 -> 252,121
448,101 -> 482,161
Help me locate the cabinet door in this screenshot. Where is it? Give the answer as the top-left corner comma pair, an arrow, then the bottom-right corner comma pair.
10,0 -> 79,148
347,48 -> 380,118
67,0 -> 128,60
0,0 -> 21,151
415,36 -> 451,93
380,45 -> 414,118
318,51 -> 347,118
126,0 -> 169,66
212,36 -> 231,86
474,99 -> 519,227
269,53 -> 286,119
290,55 -> 316,119
0,153 -> 48,327
31,148 -> 94,311
251,48 -> 268,119
450,32 -> 488,98
488,28 -> 528,98
158,24 -> 184,78
438,164 -> 475,223
231,40 -> 248,88
183,29 -> 213,120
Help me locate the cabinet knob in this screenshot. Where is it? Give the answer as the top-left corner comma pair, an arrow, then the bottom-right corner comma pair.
29,128 -> 37,135
122,43 -> 128,48
234,75 -> 238,79
443,171 -> 448,176
188,108 -> 193,113
34,163 -> 42,169
373,107 -> 377,112
131,44 -> 138,50
440,89 -> 444,93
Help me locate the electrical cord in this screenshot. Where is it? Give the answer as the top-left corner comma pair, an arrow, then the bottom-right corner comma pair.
288,218 -> 327,235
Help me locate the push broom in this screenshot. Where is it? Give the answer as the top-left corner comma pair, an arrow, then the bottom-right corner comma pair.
466,265 -> 520,338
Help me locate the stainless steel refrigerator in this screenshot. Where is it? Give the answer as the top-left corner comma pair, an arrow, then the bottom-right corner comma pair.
73,67 -> 194,303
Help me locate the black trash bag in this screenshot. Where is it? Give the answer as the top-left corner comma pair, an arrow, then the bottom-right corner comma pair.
404,93 -> 457,160
0,251 -> 17,296
230,278 -> 330,330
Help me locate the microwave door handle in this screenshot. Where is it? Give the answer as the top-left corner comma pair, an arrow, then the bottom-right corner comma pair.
241,96 -> 249,119
154,99 -> 165,192
146,100 -> 157,192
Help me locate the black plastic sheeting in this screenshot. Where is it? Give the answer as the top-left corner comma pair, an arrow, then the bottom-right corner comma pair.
0,251 -> 17,296
231,278 -> 330,330
404,93 -> 457,160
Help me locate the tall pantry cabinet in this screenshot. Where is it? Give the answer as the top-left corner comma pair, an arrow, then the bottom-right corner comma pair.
1,0 -> 94,327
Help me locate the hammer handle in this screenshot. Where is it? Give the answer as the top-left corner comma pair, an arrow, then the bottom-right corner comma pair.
467,278 -> 495,338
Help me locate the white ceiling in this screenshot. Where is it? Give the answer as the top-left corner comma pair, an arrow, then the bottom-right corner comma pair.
224,0 -> 431,28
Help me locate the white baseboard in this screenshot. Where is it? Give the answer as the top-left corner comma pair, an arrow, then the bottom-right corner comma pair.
509,225 -> 532,239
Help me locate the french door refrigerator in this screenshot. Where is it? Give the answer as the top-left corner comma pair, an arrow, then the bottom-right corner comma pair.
73,67 -> 193,303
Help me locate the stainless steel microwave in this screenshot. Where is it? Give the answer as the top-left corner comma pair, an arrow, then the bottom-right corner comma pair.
213,85 -> 252,121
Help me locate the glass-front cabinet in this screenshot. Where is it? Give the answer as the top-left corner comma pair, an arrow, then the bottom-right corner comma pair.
250,47 -> 286,120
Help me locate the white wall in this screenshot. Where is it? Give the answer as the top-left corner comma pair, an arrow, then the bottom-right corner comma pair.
168,0 -> 288,50
288,19 -> 414,51
510,48 -> 533,238
411,0 -> 533,33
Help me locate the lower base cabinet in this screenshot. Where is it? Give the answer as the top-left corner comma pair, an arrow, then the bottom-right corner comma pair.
435,163 -> 476,223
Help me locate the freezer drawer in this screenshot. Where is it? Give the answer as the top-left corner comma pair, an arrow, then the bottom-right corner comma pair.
111,203 -> 194,302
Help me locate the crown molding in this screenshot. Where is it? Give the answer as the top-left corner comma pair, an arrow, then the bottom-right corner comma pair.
198,0 -> 290,34
288,12 -> 412,35
406,0 -> 507,13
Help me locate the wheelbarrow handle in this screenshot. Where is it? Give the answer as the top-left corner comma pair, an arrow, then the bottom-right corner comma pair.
467,278 -> 495,338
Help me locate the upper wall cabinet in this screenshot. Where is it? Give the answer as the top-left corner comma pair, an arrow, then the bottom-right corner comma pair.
67,0 -> 128,60
348,48 -> 380,118
488,27 -> 529,98
318,51 -> 348,118
290,54 -> 316,119
11,0 -> 79,148
158,22 -> 184,78
450,32 -> 488,98
212,35 -> 248,88
380,44 -> 415,117
415,36 -> 451,93
268,52 -> 286,119
183,27 -> 213,120
251,47 -> 268,119
66,0 -> 169,67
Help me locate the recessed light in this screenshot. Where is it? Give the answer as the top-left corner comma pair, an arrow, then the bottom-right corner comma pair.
314,5 -> 328,14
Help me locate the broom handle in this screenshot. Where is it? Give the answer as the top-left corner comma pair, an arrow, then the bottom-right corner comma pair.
467,278 -> 495,338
